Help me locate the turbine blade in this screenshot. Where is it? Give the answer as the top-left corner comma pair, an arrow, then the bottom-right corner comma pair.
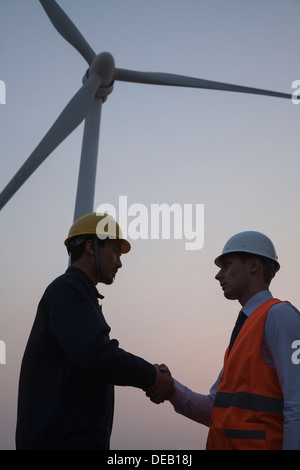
0,73 -> 102,211
115,68 -> 291,100
39,0 -> 96,64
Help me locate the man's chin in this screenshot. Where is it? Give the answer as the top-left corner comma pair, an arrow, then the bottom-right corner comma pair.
223,290 -> 236,300
102,276 -> 114,285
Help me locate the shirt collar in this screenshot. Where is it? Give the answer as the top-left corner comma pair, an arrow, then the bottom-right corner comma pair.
66,265 -> 104,299
242,290 -> 273,318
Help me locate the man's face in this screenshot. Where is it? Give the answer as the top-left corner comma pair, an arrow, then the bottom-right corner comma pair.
215,253 -> 253,303
98,239 -> 122,284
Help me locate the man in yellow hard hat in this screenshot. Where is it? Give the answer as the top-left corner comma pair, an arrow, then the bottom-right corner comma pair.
16,213 -> 173,450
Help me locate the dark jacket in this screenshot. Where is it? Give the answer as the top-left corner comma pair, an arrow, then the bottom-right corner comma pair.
16,266 -> 156,449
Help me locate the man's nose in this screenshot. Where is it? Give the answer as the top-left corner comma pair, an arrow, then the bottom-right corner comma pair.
215,269 -> 222,281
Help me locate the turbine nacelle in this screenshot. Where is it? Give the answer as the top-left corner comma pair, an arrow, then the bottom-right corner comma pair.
83,52 -> 115,102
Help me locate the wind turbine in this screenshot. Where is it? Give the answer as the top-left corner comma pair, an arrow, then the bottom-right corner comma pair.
0,0 -> 292,221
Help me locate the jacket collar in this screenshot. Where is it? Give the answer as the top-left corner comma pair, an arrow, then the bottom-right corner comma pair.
66,265 -> 104,299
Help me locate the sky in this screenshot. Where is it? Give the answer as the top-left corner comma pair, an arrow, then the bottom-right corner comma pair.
0,0 -> 299,450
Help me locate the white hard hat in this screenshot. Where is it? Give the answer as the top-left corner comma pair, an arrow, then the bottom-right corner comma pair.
214,231 -> 280,272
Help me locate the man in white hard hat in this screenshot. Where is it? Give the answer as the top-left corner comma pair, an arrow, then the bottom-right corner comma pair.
16,213 -> 174,450
148,231 -> 300,450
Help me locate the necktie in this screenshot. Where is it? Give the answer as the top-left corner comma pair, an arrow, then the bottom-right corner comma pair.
228,310 -> 247,354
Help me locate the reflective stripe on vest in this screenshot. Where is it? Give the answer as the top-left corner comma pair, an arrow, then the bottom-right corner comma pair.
206,298 -> 286,451
214,391 -> 283,415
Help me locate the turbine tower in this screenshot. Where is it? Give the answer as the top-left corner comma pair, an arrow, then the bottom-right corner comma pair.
0,0 -> 292,221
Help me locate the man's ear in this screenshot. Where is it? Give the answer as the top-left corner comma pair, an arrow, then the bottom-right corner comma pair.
84,239 -> 95,257
248,256 -> 261,273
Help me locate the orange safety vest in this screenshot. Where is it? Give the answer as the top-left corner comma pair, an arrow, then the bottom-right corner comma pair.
206,298 -> 285,450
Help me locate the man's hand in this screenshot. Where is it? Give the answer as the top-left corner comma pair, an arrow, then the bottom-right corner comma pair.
158,363 -> 172,376
145,364 -> 175,404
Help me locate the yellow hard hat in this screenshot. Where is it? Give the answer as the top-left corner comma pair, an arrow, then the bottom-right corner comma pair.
64,212 -> 131,254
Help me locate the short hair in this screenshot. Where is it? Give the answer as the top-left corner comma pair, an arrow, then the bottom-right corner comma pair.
237,252 -> 277,286
69,236 -> 106,264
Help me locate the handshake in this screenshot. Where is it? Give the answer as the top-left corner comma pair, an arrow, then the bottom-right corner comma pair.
145,363 -> 175,404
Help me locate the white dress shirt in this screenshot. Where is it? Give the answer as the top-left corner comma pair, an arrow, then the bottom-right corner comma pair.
169,290 -> 300,449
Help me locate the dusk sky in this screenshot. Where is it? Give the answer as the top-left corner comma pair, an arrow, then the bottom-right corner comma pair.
1,0 -> 299,449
